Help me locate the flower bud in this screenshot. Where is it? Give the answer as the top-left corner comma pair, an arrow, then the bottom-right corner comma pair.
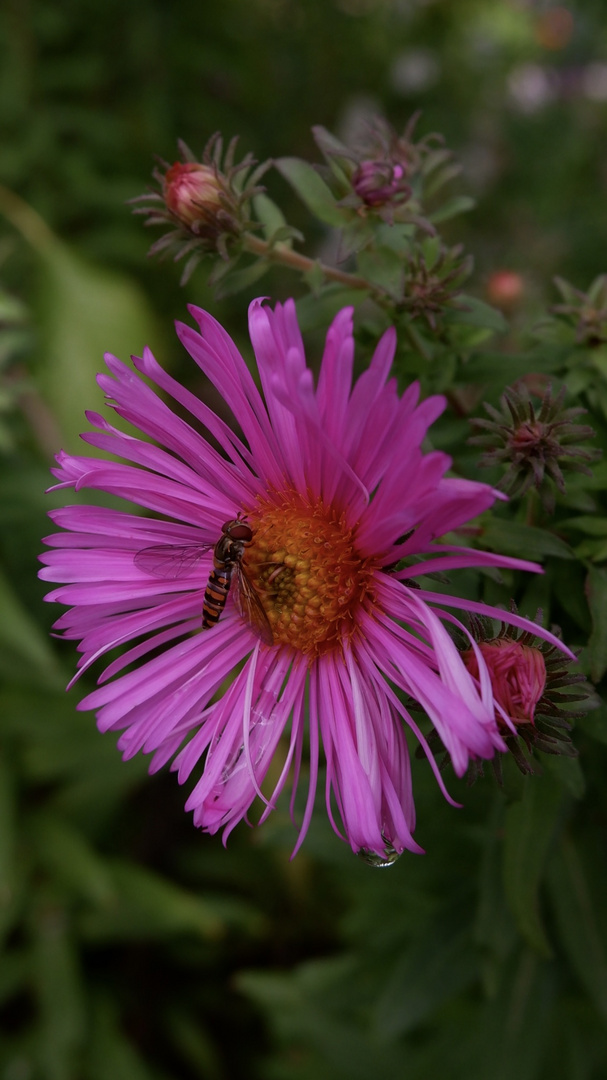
163,162 -> 223,228
131,134 -> 270,284
352,159 -> 410,208
463,639 -> 546,727
486,270 -> 524,310
469,384 -> 600,512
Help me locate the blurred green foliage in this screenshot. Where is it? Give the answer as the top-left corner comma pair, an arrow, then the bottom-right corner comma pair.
2,0 -> 607,1077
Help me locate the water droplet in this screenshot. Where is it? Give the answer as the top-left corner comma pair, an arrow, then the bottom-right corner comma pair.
357,845 -> 401,868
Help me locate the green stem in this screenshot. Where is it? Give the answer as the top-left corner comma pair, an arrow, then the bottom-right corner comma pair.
243,233 -> 371,291
243,233 -> 433,361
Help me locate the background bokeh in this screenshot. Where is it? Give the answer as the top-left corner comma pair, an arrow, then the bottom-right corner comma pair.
2,1 -> 607,1078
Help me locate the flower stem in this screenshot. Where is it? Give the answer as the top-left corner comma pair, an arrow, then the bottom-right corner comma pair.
242,234 -> 371,291
243,233 -> 433,362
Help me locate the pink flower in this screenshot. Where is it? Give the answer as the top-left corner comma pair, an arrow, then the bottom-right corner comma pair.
462,639 -> 547,727
39,300 -> 570,864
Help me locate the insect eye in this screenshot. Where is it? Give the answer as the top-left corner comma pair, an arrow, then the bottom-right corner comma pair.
227,523 -> 253,542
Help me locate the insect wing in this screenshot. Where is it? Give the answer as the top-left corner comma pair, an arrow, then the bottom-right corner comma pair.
234,563 -> 274,645
134,543 -> 211,580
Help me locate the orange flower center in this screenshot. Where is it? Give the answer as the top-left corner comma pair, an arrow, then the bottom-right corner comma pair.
244,493 -> 377,657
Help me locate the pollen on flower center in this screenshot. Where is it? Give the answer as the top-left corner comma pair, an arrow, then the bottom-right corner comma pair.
244,493 -> 377,656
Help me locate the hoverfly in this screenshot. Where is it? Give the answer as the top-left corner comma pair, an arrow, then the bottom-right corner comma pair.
134,518 -> 273,645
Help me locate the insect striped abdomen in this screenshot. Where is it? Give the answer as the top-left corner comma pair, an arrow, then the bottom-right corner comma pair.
202,563 -> 232,628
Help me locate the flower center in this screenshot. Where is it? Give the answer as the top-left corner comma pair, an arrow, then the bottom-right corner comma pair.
244,493 -> 377,657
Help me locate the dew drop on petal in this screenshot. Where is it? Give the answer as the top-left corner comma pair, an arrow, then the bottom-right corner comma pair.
357,845 -> 401,868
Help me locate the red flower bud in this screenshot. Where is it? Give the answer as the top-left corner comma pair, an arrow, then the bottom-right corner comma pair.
352,159 -> 409,207
463,639 -> 546,727
163,162 -> 223,227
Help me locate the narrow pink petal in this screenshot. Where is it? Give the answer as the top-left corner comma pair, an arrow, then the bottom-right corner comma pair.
414,588 -> 575,658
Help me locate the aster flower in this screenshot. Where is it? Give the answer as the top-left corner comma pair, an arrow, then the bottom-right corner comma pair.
39,300 -> 572,864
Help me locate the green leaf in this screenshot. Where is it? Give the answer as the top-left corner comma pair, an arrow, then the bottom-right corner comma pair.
338,218 -> 375,258
503,774 -> 564,957
166,1010 -> 224,1079
213,258 -> 270,299
559,516 -> 607,537
587,273 -> 607,307
275,157 -> 347,227
373,922 -> 478,1037
357,247 -> 404,301
572,537 -> 607,562
252,196 -> 303,247
0,327 -> 32,368
547,834 -> 607,1020
311,124 -> 351,159
252,192 -> 289,239
0,751 -> 17,942
238,958 -> 404,1080
33,239 -> 162,455
0,950 -> 29,1008
295,285 -> 368,332
461,346 -> 570,386
32,813 -> 116,907
428,194 -> 475,224
375,222 -> 415,255
480,518 -> 575,561
474,796 -> 516,979
302,260 -> 326,294
578,701 -> 607,744
542,754 -> 585,799
32,892 -> 87,1075
0,288 -> 29,323
419,234 -> 442,271
87,996 -> 154,1080
79,860 -> 259,941
0,568 -> 65,689
269,225 -> 304,244
586,566 -> 607,682
448,295 -> 508,333
553,276 -> 581,305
